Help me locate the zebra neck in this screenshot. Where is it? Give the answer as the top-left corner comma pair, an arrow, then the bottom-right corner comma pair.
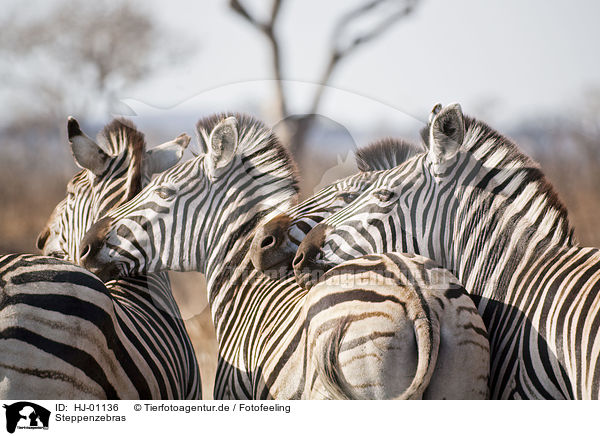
205,236 -> 304,358
202,180 -> 294,276
105,273 -> 181,319
450,186 -> 574,299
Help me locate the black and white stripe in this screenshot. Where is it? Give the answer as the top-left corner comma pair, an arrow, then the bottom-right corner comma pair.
80,114 -> 489,399
308,251 -> 489,399
249,138 -> 418,273
1,118 -> 200,399
0,254 -> 198,399
293,103 -> 600,399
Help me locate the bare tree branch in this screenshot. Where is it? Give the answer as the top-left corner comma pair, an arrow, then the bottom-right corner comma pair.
284,0 -> 419,160
230,0 -> 287,121
229,0 -> 255,24
229,0 -> 420,163
310,0 -> 418,115
269,0 -> 283,31
0,0 -> 195,124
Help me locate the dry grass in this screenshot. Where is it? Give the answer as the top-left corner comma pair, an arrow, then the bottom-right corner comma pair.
170,272 -> 218,400
0,169 -> 68,254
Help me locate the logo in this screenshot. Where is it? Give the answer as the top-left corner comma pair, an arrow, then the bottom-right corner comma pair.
3,402 -> 50,434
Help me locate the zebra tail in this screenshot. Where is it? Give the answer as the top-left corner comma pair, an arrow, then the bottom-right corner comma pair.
317,316 -> 365,400
396,313 -> 440,400
317,310 -> 441,400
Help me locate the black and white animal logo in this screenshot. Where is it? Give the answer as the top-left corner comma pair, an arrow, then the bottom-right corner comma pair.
3,402 -> 50,433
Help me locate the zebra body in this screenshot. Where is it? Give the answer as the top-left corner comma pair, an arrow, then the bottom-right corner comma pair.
1,118 -> 200,399
293,104 -> 600,399
80,114 -> 488,399
304,252 -> 489,399
0,254 -> 195,399
250,138 -> 489,399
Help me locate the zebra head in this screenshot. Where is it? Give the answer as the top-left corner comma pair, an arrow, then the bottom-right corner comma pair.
249,172 -> 377,274
249,138 -> 419,275
79,113 -> 299,281
37,117 -> 190,263
292,103 -> 574,289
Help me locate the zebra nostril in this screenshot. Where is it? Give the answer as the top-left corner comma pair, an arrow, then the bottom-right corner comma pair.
79,216 -> 113,266
293,252 -> 304,268
79,244 -> 91,260
260,235 -> 276,249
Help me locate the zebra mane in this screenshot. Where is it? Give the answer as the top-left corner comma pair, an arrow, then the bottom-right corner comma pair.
355,138 -> 421,172
425,115 -> 571,225
98,118 -> 144,156
98,118 -> 146,201
196,113 -> 300,196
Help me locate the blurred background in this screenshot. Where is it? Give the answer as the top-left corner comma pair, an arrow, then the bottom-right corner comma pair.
1,0 -> 599,398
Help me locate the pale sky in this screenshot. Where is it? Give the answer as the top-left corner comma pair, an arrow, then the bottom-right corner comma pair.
123,0 -> 600,130
2,0 -> 599,133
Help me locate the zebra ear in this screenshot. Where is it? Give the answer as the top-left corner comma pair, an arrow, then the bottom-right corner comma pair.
428,103 -> 464,166
207,117 -> 238,173
145,133 -> 190,175
67,117 -> 110,176
36,226 -> 50,251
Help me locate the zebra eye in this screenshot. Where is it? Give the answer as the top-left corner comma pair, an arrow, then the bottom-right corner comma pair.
373,189 -> 395,203
336,192 -> 360,203
156,186 -> 176,199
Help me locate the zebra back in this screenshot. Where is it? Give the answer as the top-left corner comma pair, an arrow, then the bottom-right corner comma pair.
310,252 -> 489,399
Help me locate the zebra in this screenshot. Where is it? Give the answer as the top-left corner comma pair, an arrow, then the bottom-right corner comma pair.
292,103 -> 600,399
301,251 -> 489,399
1,117 -> 201,399
77,113 -> 489,399
248,137 -> 490,399
249,138 -> 418,274
37,117 -> 190,262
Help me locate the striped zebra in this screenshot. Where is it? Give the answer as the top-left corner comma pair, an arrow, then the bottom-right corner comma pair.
305,252 -> 489,399
249,138 -> 489,399
1,117 -> 201,399
292,103 -> 600,399
249,138 -> 418,273
78,114 -> 489,399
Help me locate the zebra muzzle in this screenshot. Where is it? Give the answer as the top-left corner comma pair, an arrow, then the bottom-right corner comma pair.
293,222 -> 333,289
79,216 -> 118,281
250,214 -> 296,274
